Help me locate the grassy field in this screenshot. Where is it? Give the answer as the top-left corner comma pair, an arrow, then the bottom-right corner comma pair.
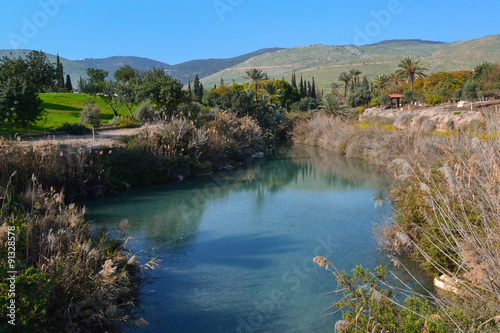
0,93 -> 134,135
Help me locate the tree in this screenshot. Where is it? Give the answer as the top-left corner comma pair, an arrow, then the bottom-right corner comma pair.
389,72 -> 403,93
56,54 -> 65,89
260,81 -> 283,104
273,79 -> 300,109
374,74 -> 390,92
79,102 -> 100,140
291,72 -> 297,89
138,67 -> 185,116
338,72 -> 351,99
65,74 -> 73,91
114,65 -> 136,83
116,80 -> 139,119
462,79 -> 479,101
396,56 -> 428,90
320,94 -> 344,117
349,68 -> 362,90
0,55 -> 44,127
84,67 -> 108,101
243,68 -> 268,101
25,50 -> 56,93
193,74 -> 203,102
299,76 -> 305,98
99,80 -> 123,116
311,77 -> 317,99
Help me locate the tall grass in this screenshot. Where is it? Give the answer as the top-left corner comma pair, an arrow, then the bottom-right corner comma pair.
0,183 -> 142,331
298,113 -> 500,331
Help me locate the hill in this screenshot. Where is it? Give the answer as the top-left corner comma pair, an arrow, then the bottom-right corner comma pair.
200,35 -> 500,91
165,48 -> 285,83
75,56 -> 171,77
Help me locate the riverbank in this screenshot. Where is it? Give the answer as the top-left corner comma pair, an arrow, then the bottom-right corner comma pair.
293,111 -> 500,331
0,112 -> 265,331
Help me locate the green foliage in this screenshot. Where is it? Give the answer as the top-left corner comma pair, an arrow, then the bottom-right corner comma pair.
347,87 -> 372,107
320,94 -> 343,117
79,102 -> 101,127
403,89 -> 417,104
462,79 -> 479,101
414,71 -> 473,101
396,56 -> 428,89
0,55 -> 45,128
114,64 -> 137,83
313,260 -> 447,332
290,97 -> 319,111
138,67 -> 186,116
134,101 -> 156,123
357,107 -> 365,114
478,63 -> 500,98
56,122 -> 91,135
427,94 -> 443,105
109,115 -> 135,128
24,50 -> 57,93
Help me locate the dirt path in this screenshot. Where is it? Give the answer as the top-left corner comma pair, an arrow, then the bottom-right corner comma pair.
11,126 -> 146,150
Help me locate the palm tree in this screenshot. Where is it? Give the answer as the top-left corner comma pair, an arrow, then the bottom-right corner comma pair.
338,72 -> 351,99
349,68 -> 362,90
243,68 -> 268,100
396,56 -> 428,90
261,82 -> 283,104
374,74 -> 390,92
389,72 -> 403,93
320,94 -> 345,117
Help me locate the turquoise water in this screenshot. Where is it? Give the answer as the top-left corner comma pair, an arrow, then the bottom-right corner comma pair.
86,146 -> 432,332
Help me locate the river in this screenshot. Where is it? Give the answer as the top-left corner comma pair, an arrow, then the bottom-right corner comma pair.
86,145 -> 433,332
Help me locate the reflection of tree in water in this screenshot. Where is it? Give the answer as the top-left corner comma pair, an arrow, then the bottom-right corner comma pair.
90,145 -> 393,248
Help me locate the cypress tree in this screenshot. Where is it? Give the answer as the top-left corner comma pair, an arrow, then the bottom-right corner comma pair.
311,77 -> 316,99
299,76 -> 305,98
65,74 -> 73,91
199,83 -> 204,101
188,79 -> 192,95
193,75 -> 202,102
56,54 -> 65,89
291,72 -> 297,89
307,81 -> 312,97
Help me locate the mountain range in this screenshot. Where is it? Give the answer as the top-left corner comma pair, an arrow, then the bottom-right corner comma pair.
1,34 -> 499,91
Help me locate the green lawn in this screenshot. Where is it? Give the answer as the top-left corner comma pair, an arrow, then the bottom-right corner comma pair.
1,93 -> 135,135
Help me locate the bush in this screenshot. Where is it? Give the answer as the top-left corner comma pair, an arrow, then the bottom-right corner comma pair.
134,101 -> 155,123
462,79 -> 479,101
109,115 -> 136,128
290,97 -> 319,111
403,90 -> 417,104
347,87 -> 372,107
370,97 -> 381,107
56,122 -> 91,135
426,94 -> 443,105
358,107 -> 365,114
79,102 -> 101,127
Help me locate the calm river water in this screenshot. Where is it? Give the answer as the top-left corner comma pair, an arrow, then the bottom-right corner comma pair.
86,145 -> 432,332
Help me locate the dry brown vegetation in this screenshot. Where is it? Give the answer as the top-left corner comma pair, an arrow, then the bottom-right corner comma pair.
295,112 -> 500,331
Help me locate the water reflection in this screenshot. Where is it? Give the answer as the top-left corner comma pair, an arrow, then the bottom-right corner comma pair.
85,145 -> 421,333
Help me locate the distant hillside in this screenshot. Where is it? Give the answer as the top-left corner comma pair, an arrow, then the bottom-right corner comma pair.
200,35 -> 500,91
165,48 -> 285,84
75,56 -> 171,77
365,39 -> 445,47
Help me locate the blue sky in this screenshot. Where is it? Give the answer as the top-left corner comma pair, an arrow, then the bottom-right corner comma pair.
0,0 -> 498,64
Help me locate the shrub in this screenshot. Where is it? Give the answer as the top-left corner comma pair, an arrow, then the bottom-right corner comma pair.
347,87 -> 372,107
462,79 -> 479,101
370,97 -> 381,107
56,122 -> 91,135
357,107 -> 365,114
403,89 -> 417,104
379,93 -> 390,105
427,94 -> 443,105
290,97 -> 319,111
109,115 -> 136,128
134,101 -> 155,123
79,102 -> 101,127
